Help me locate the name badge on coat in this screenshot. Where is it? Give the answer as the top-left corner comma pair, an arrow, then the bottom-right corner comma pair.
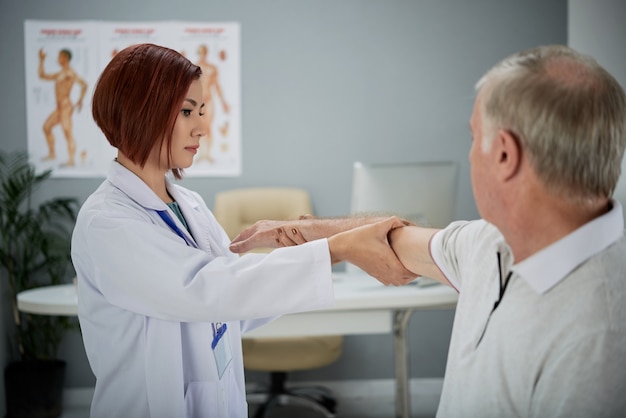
212,323 -> 232,380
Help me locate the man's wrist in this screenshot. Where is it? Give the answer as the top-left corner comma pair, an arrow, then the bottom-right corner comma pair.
327,234 -> 347,264
299,216 -> 379,242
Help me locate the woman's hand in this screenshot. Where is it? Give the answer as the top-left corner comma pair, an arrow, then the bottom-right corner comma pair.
229,220 -> 307,253
328,217 -> 418,286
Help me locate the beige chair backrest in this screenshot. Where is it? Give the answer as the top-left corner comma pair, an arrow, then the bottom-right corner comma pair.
213,187 -> 313,248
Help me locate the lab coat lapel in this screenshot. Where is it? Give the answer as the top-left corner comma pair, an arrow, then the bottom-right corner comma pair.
105,162 -> 188,416
167,185 -> 217,255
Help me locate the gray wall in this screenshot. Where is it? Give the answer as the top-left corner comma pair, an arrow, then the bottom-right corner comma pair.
0,0 -> 570,403
568,0 -> 626,220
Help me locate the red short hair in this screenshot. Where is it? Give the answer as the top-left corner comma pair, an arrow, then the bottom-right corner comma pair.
92,43 -> 202,179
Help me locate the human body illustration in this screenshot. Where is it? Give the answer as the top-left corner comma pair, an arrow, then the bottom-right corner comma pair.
195,44 -> 229,163
38,48 -> 87,167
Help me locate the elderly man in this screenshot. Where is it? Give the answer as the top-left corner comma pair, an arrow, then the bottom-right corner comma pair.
230,45 -> 626,417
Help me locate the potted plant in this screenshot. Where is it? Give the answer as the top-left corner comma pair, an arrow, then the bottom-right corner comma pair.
0,150 -> 79,418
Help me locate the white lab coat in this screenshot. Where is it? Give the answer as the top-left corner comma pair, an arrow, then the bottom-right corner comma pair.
71,161 -> 334,418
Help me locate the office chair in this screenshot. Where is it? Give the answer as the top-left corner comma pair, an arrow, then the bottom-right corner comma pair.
213,187 -> 342,418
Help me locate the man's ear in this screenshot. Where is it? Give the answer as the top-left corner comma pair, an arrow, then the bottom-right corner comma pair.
495,129 -> 522,182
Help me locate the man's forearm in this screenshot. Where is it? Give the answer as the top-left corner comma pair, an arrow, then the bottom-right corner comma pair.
297,216 -> 388,241
229,215 -> 392,254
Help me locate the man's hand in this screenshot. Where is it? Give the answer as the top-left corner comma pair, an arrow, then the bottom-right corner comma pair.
328,217 -> 418,286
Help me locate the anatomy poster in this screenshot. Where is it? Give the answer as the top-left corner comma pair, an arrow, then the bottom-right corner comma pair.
24,20 -> 241,177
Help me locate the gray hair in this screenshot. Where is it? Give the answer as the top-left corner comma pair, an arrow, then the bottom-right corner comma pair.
475,45 -> 626,203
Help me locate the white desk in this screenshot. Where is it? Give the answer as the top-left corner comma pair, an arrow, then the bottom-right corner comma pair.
17,283 -> 78,316
245,272 -> 456,337
17,272 -> 458,418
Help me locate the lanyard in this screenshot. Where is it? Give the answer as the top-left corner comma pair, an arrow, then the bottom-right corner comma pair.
211,322 -> 228,349
156,210 -> 188,243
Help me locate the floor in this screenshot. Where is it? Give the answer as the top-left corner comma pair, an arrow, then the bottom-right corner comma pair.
60,379 -> 441,418
61,401 -> 438,418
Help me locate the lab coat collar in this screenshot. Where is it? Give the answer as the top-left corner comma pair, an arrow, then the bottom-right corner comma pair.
513,199 -> 624,294
106,161 -> 202,248
167,182 -> 201,213
107,160 -> 170,211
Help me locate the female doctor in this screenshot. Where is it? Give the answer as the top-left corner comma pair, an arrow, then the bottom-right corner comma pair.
71,43 -> 410,418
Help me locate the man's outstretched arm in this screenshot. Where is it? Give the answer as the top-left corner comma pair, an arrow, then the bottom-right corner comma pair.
228,215 -> 395,253
229,215 -> 419,286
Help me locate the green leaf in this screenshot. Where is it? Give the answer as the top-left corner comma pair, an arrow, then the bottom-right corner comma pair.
0,150 -> 79,360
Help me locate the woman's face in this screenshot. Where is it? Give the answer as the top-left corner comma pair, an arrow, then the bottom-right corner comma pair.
161,79 -> 206,170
